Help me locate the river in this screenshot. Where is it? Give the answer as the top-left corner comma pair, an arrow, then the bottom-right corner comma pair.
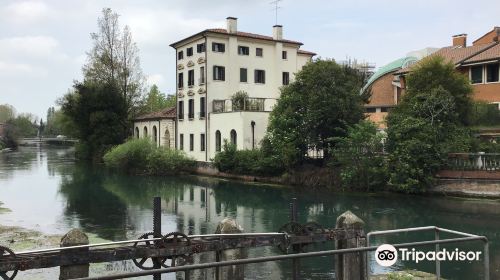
0,145 -> 498,279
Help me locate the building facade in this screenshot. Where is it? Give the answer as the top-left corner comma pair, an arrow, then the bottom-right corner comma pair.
170,17 -> 315,161
133,107 -> 176,148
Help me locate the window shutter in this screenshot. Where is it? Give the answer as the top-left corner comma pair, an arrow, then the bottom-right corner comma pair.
212,43 -> 216,52
213,66 -> 217,80
221,67 -> 225,81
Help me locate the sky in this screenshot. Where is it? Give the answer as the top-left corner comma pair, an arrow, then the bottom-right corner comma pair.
1,0 -> 499,119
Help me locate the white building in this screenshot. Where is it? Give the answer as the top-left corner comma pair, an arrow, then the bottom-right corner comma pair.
133,107 -> 176,148
170,17 -> 315,161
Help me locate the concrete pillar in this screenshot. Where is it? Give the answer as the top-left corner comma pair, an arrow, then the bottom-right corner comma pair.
215,218 -> 246,280
335,211 -> 367,280
59,229 -> 89,279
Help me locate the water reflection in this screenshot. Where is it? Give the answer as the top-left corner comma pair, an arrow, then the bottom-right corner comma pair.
1,146 -> 499,279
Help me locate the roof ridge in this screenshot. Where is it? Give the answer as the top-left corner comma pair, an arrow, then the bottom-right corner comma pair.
456,42 -> 499,66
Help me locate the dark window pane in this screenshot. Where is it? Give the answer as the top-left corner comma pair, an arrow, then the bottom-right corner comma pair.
189,134 -> 194,151
255,70 -> 265,84
178,73 -> 183,88
188,70 -> 194,86
212,42 -> 225,52
214,66 -> 225,81
215,130 -> 221,152
200,97 -> 206,118
240,68 -> 247,82
178,101 -> 184,119
188,99 -> 194,119
178,51 -> 183,60
471,66 -> 483,84
487,63 -> 499,83
180,134 -> 184,150
187,47 -> 193,56
365,107 -> 376,113
238,46 -> 249,55
256,48 -> 263,57
282,72 -> 289,85
200,134 -> 205,151
282,51 -> 287,59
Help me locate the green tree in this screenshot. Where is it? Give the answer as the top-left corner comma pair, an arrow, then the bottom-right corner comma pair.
8,114 -> 37,138
140,84 -> 175,113
265,59 -> 365,166
386,56 -> 474,192
0,104 -> 16,122
60,81 -> 128,161
332,121 -> 387,191
83,8 -> 144,118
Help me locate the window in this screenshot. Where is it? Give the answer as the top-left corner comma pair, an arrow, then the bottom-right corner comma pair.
135,127 -> 139,138
212,42 -> 225,53
238,46 -> 249,55
230,129 -> 237,147
179,134 -> 184,150
178,101 -> 184,120
200,97 -> 206,118
365,107 -> 376,113
256,48 -> 263,57
178,72 -> 184,88
199,66 -> 205,84
188,70 -> 194,87
240,68 -> 247,82
282,51 -> 287,60
200,134 -> 205,151
187,47 -> 193,57
282,72 -> 290,85
153,126 -> 157,144
471,65 -> 483,84
178,51 -> 183,60
197,43 -> 206,53
215,130 -> 221,152
188,99 -> 194,119
213,66 -> 225,81
381,107 -> 391,113
189,134 -> 194,151
486,63 -> 499,83
143,126 -> 148,137
255,70 -> 265,84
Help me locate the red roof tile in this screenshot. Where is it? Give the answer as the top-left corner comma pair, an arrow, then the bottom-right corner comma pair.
135,107 -> 176,121
297,49 -> 317,56
463,43 -> 500,64
206,28 -> 303,45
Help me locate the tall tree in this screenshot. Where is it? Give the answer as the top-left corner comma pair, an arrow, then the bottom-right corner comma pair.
265,59 -> 365,166
0,104 -> 16,122
141,84 -> 175,113
83,8 -> 144,117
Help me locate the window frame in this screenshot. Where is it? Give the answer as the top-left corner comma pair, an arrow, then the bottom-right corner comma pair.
178,100 -> 184,120
470,65 -> 484,84
200,96 -> 206,118
189,134 -> 194,151
213,65 -> 225,81
215,130 -> 221,152
282,50 -> 287,60
282,72 -> 290,85
188,69 -> 195,87
187,47 -> 193,57
178,72 -> 184,89
212,42 -> 225,53
238,45 -> 249,56
256,47 -> 263,57
197,43 -> 206,53
240,68 -> 248,83
486,63 -> 500,83
178,51 -> 184,60
188,99 -> 194,119
179,134 -> 184,150
254,69 -> 266,84
200,134 -> 205,151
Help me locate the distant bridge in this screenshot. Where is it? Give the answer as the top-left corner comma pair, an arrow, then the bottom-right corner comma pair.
19,137 -> 78,146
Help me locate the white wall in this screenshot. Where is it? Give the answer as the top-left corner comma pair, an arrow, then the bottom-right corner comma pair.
133,119 -> 175,149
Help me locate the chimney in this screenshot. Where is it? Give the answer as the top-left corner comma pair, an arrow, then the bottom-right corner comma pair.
452,33 -> 467,47
226,17 -> 237,34
495,27 -> 500,42
273,25 -> 283,40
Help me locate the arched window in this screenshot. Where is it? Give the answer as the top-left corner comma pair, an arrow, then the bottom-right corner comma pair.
215,130 -> 221,152
135,127 -> 139,138
153,126 -> 158,144
164,129 -> 170,148
230,129 -> 237,147
143,126 -> 148,138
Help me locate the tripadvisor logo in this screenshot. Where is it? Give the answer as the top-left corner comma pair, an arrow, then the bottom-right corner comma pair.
374,244 -> 482,267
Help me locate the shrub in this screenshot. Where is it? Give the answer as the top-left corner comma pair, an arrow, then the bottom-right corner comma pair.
213,140 -> 284,176
103,138 -> 195,175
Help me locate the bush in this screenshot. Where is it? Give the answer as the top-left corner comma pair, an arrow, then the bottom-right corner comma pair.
213,140 -> 284,176
103,139 -> 195,175
331,121 -> 388,191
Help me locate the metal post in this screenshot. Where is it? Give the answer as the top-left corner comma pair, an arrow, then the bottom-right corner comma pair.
435,229 -> 440,280
290,198 -> 300,280
153,197 -> 161,280
484,239 -> 489,280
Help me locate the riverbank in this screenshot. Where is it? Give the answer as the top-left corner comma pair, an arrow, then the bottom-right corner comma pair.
431,179 -> 500,199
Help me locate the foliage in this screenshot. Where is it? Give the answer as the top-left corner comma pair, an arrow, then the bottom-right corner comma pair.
0,104 -> 16,122
331,121 -> 388,191
231,90 -> 249,111
265,59 -> 366,166
103,138 -> 195,175
213,140 -> 284,176
82,8 -> 144,118
386,56 -> 474,192
469,101 -> 500,127
139,84 -> 175,114
59,81 -> 128,161
45,107 -> 77,137
7,114 -> 38,138
0,123 -> 18,148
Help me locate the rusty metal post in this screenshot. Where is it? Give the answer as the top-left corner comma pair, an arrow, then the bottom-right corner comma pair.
153,197 -> 161,280
215,218 -> 245,280
290,198 -> 300,280
59,229 -> 89,279
335,211 -> 366,280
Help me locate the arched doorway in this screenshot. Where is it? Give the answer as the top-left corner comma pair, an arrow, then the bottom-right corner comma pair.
164,129 -> 170,148
215,130 -> 221,152
143,126 -> 148,138
230,129 -> 237,147
153,126 -> 158,145
135,127 -> 139,138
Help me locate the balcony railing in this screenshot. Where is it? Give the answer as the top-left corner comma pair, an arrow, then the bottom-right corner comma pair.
446,153 -> 500,171
212,98 -> 277,113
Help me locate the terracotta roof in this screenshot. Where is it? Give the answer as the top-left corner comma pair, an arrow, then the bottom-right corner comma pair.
134,107 -> 176,121
206,28 -> 303,45
462,43 -> 500,64
297,49 -> 317,56
394,42 -> 498,75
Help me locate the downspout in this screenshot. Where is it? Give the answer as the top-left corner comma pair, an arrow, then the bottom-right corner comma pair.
175,46 -> 178,149
251,121 -> 255,150
204,35 -> 208,161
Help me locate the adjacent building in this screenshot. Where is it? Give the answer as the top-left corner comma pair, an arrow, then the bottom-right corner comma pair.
170,17 -> 315,161
133,107 -> 176,148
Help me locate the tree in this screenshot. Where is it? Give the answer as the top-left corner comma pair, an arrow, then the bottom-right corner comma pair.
60,81 -> 128,161
0,104 -> 16,122
140,84 -> 175,113
265,59 -> 365,166
386,56 -> 474,192
83,8 -> 144,118
7,114 -> 37,138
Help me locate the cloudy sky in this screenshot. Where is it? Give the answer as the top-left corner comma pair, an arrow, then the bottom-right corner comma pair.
1,0 -> 499,119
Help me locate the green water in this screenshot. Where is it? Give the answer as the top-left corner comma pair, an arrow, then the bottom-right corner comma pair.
0,145 -> 498,279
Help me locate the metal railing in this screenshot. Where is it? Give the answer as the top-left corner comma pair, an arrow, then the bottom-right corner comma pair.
446,153 -> 500,171
367,226 -> 489,280
74,229 -> 489,280
212,98 -> 277,113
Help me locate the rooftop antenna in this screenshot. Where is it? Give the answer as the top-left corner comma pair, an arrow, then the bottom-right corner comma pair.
270,0 -> 283,25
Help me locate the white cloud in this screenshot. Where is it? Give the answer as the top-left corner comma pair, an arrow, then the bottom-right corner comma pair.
2,0 -> 52,24
147,74 -> 165,86
0,36 -> 60,58
0,61 -> 47,77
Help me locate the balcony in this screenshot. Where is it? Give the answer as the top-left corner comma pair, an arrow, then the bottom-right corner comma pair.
212,98 -> 277,113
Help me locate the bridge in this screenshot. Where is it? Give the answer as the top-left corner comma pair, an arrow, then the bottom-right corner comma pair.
19,138 -> 78,146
